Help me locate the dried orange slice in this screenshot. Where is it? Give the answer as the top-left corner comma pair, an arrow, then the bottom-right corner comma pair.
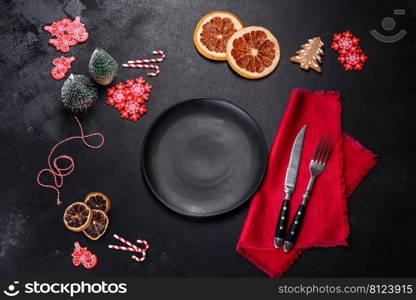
83,209 -> 109,240
226,26 -> 280,79
84,192 -> 111,213
194,11 -> 243,61
63,202 -> 92,232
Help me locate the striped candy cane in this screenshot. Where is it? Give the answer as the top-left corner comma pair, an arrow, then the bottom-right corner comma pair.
123,63 -> 160,77
128,50 -> 166,64
108,245 -> 137,252
112,234 -> 140,252
108,234 -> 149,263
123,50 -> 166,77
132,253 -> 146,263
136,239 -> 149,252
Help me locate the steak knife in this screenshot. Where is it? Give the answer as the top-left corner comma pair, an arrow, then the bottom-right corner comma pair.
274,125 -> 306,248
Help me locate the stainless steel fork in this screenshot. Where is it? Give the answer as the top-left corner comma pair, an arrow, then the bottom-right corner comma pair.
283,136 -> 332,252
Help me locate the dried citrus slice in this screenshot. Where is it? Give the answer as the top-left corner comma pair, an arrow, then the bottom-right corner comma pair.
84,192 -> 111,213
226,26 -> 280,79
194,11 -> 243,61
63,202 -> 92,232
83,209 -> 109,240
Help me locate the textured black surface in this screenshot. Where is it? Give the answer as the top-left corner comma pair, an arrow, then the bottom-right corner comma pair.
0,0 -> 415,277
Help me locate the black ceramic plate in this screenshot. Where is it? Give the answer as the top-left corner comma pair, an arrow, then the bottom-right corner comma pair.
142,98 -> 267,217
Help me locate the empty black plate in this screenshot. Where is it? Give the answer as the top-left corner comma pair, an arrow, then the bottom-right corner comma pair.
142,98 -> 268,217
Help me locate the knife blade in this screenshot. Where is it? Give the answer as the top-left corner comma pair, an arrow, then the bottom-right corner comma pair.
274,124 -> 306,248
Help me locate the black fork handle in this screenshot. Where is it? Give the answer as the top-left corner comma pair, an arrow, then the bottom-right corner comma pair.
283,203 -> 306,252
284,177 -> 315,252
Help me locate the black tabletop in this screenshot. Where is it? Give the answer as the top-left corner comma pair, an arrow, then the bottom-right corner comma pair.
0,0 -> 415,277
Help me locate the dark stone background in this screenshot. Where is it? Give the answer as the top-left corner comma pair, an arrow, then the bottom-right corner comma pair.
0,0 -> 415,277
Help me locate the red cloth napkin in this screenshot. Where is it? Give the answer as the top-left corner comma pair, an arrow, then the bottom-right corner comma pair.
236,89 -> 377,277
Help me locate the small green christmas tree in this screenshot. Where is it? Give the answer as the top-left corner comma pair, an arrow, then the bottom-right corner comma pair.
88,48 -> 118,85
61,74 -> 97,113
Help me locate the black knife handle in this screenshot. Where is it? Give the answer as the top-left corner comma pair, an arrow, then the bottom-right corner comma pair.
274,199 -> 290,248
284,204 -> 306,252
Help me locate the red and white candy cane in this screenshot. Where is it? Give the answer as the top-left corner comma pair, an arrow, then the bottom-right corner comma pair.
122,50 -> 165,77
131,239 -> 150,262
132,253 -> 146,263
136,239 -> 149,252
108,245 -> 137,252
123,63 -> 160,77
111,234 -> 140,251
108,234 -> 149,263
128,50 -> 166,64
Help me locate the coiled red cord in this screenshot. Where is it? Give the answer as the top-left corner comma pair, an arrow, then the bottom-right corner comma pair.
36,117 -> 104,205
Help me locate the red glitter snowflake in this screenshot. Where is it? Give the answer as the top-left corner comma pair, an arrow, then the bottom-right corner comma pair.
51,56 -> 75,80
107,82 -> 128,107
106,77 -> 152,122
331,31 -> 360,55
331,30 -> 368,71
338,49 -> 368,71
44,16 -> 88,53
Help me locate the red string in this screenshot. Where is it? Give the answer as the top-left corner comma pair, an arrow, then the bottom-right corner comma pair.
36,117 -> 104,205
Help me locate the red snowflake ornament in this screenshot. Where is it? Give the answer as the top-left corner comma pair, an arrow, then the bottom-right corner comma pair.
44,16 -> 88,53
128,80 -> 151,103
51,56 -> 75,80
71,242 -> 98,269
338,49 -> 368,71
331,31 -> 360,55
331,30 -> 368,71
107,83 -> 128,107
106,77 -> 152,122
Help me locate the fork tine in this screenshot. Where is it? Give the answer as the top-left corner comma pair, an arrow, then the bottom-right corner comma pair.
322,138 -> 332,164
316,137 -> 325,162
317,136 -> 328,162
319,137 -> 330,162
312,137 -> 324,161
